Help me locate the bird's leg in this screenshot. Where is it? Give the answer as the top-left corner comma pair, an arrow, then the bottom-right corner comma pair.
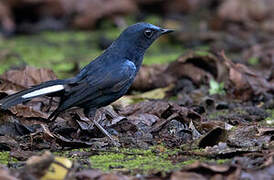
85,108 -> 120,146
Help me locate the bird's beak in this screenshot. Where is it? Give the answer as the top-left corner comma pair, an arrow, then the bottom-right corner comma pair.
160,28 -> 174,35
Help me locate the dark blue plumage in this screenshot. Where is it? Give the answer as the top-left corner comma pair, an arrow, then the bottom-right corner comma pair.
0,22 -> 173,144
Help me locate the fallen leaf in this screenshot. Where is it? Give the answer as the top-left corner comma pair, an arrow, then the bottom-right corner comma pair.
132,64 -> 170,91
0,169 -> 18,180
9,104 -> 49,119
172,161 -> 240,180
171,171 -> 206,180
218,51 -> 274,100
132,51 -> 227,93
0,136 -> 19,150
114,85 -> 173,107
227,125 -> 271,148
198,127 -> 226,148
0,66 -> 57,89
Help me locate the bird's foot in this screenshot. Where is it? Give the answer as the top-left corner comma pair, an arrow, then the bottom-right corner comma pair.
90,119 -> 120,147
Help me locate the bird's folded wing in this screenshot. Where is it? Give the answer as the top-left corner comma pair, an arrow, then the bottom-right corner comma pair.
56,60 -> 136,111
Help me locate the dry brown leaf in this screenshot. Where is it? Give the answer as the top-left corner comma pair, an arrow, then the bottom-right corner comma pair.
0,66 -> 57,88
171,161 -> 240,180
132,51 -> 227,91
198,127 -> 226,148
167,51 -> 226,84
218,51 -> 274,100
132,64 -> 170,91
0,169 -> 18,180
171,171 -> 206,180
9,104 -> 49,119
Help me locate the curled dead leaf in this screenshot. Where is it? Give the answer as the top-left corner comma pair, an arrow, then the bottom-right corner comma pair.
172,161 -> 240,180
132,64 -> 170,91
9,104 -> 49,119
132,51 -> 227,92
198,127 -> 227,148
218,51 -> 274,100
0,66 -> 57,92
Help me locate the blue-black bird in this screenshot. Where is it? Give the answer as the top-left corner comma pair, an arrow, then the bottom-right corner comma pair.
0,23 -> 173,145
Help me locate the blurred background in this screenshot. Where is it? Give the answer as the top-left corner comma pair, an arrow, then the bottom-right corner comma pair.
0,0 -> 274,78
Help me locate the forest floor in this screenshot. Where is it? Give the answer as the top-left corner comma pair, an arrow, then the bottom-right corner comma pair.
0,15 -> 273,180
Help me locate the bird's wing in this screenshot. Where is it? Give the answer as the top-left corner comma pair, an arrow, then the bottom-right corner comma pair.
49,60 -> 136,118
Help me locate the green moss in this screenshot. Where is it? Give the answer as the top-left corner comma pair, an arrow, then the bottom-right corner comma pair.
81,146 -> 195,174
248,57 -> 259,65
0,31 -> 101,78
178,159 -> 197,166
0,151 -> 17,165
168,96 -> 178,101
44,146 -> 234,174
89,147 -> 176,173
194,50 -> 210,56
216,159 -> 230,164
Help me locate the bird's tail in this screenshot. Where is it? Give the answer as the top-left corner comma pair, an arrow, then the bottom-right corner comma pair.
0,79 -> 66,109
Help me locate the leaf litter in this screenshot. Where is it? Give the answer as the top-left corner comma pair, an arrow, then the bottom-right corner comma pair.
0,52 -> 273,179
0,0 -> 274,178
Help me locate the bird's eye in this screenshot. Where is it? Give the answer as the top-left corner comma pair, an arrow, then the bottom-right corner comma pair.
144,29 -> 153,38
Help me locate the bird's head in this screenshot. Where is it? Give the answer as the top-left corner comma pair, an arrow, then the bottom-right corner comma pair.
111,22 -> 173,60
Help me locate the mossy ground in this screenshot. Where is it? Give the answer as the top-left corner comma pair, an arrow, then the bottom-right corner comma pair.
0,147 -> 201,174
50,146 -> 230,174
0,17 -> 183,79
0,151 -> 17,165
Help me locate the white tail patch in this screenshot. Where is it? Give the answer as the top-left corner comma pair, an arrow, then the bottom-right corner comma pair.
22,85 -> 64,99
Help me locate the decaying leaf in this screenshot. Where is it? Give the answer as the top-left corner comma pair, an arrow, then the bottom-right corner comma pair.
132,64 -> 170,91
114,85 -> 173,107
198,127 -> 227,148
132,51 -> 226,91
0,66 -> 57,90
171,161 -> 240,180
171,171 -> 206,180
227,125 -> 271,148
218,51 -> 274,100
0,136 -> 19,151
0,168 -> 18,180
9,104 -> 49,119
